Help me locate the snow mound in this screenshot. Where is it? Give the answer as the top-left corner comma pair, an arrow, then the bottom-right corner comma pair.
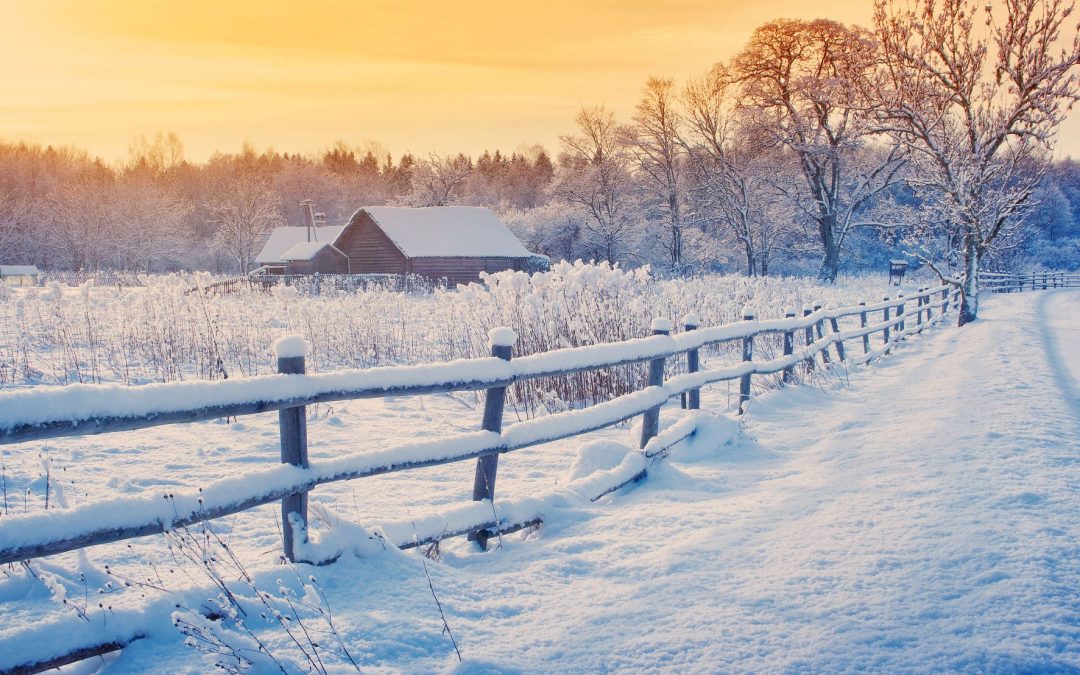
682,311 -> 701,328
272,334 -> 309,359
566,440 -> 635,482
651,317 -> 672,333
674,413 -> 740,462
488,327 -> 518,348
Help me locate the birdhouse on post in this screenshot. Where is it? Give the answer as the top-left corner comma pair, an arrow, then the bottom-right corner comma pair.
889,260 -> 909,286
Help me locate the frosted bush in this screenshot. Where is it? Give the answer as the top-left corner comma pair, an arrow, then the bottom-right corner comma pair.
0,265 -> 897,414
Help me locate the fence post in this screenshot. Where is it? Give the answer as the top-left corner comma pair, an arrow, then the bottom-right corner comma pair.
916,289 -> 924,327
803,305 -> 816,374
814,304 -> 831,365
739,309 -> 754,415
276,338 -> 309,563
882,297 -> 891,353
828,313 -> 846,362
896,293 -> 906,337
469,328 -> 515,550
639,318 -> 670,449
926,289 -> 934,321
684,313 -> 701,410
859,303 -> 870,354
1042,272 -> 1048,290
782,310 -> 796,384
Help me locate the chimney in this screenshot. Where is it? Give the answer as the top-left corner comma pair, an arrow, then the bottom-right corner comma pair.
300,199 -> 316,242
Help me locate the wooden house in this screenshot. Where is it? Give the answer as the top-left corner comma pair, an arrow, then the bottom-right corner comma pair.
255,206 -> 532,284
0,265 -> 40,286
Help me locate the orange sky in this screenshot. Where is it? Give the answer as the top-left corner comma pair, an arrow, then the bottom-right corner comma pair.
4,0 -> 1080,162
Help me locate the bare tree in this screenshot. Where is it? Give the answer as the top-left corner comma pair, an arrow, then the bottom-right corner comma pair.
553,105 -> 640,263
629,77 -> 686,268
400,154 -> 472,207
205,175 -> 284,273
682,66 -> 792,276
873,0 -> 1080,324
732,19 -> 907,282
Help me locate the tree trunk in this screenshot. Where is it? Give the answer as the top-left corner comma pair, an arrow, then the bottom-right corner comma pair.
958,239 -> 979,326
817,215 -> 840,283
745,241 -> 757,277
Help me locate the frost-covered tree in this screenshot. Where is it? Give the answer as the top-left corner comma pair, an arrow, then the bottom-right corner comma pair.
629,77 -> 687,269
732,19 -> 907,282
205,174 -> 284,273
873,0 -> 1080,324
553,106 -> 641,264
681,66 -> 792,276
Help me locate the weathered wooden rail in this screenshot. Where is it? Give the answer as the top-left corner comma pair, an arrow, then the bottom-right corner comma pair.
980,271 -> 1080,293
0,283 -> 974,673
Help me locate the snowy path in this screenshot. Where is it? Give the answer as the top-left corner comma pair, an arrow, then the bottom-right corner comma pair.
15,291 -> 1080,672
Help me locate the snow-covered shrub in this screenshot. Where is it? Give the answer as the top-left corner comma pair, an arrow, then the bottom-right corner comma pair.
0,265 -> 891,413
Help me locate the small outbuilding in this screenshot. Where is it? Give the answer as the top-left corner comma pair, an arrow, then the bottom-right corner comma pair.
0,265 -> 40,286
255,206 -> 532,284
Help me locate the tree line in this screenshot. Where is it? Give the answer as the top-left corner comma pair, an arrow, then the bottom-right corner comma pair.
1,0 -> 1078,322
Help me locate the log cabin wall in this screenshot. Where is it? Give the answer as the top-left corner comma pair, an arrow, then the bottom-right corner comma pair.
335,212 -> 408,274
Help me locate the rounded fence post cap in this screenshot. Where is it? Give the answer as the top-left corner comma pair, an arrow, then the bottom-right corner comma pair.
651,317 -> 673,333
273,335 -> 309,359
488,327 -> 518,348
682,311 -> 701,328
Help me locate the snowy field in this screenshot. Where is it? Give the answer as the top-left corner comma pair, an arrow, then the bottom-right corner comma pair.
1,284 -> 1077,672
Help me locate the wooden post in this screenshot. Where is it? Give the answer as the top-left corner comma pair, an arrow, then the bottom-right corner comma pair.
469,330 -> 514,550
829,315 -> 845,362
916,289 -> 924,327
278,347 -> 308,563
814,304 -> 831,365
639,319 -> 670,448
782,311 -> 796,384
739,310 -> 754,415
684,314 -> 701,410
882,297 -> 891,351
926,289 -> 934,321
803,306 -> 816,374
896,293 -> 906,336
859,303 -> 870,354
1042,272 -> 1048,290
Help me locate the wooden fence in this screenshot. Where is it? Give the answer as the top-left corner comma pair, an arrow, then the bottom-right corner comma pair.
0,281 -> 1018,673
194,272 -> 439,295
980,271 -> 1080,293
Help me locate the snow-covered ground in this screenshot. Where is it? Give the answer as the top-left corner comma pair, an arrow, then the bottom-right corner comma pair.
2,289 -> 1078,672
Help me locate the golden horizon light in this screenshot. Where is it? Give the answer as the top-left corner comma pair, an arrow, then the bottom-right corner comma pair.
3,0 -> 1080,162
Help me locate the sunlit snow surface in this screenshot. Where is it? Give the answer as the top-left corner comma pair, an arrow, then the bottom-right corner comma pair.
1,290 -> 1078,672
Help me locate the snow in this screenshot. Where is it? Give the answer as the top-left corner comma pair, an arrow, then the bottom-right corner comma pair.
253,225 -> 347,265
362,206 -> 531,258
0,264 -> 40,276
271,334 -> 309,360
649,317 -> 672,333
487,327 -> 517,348
278,241 -> 333,261
2,287 -> 1076,673
682,311 -> 701,328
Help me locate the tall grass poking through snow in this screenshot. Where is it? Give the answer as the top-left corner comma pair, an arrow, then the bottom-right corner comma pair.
0,263 -> 890,414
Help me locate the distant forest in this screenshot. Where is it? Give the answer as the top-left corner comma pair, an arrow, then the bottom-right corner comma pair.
3,6 -> 1079,280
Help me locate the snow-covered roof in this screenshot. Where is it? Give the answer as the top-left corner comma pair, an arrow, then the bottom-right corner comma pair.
255,226 -> 346,264
0,265 -> 40,276
360,206 -> 530,258
280,242 -> 333,261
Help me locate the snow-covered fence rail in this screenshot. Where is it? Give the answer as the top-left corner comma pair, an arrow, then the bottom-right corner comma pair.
0,285 -> 960,568
980,271 -> 1080,293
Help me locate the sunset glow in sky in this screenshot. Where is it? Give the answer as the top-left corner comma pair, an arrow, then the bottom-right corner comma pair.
5,0 -> 1080,162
